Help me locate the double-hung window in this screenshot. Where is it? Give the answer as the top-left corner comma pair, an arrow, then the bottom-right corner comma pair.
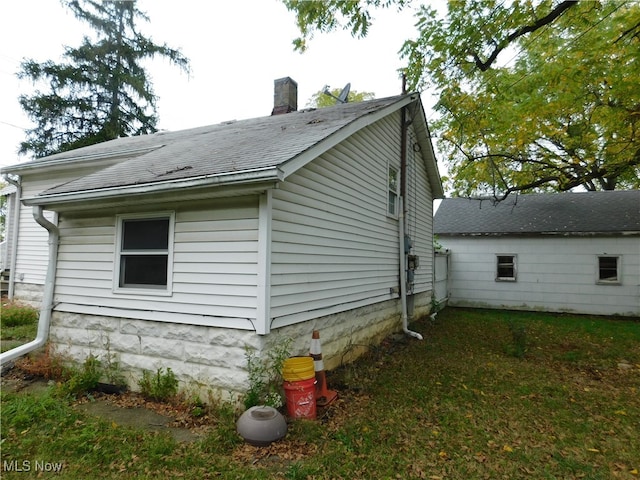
496,254 -> 517,281
388,165 -> 399,216
115,213 -> 174,293
597,255 -> 620,284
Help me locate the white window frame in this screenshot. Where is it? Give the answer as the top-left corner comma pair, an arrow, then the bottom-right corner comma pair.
113,212 -> 175,296
496,254 -> 517,282
597,255 -> 621,285
387,164 -> 399,217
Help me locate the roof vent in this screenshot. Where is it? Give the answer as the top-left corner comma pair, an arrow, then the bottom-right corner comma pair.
271,77 -> 298,115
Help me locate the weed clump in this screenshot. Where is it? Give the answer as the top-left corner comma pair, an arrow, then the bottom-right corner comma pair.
138,367 -> 179,401
15,344 -> 65,379
1,300 -> 38,328
58,355 -> 103,397
243,338 -> 292,410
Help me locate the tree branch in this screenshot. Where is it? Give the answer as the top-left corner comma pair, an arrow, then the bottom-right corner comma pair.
473,0 -> 578,71
616,20 -> 640,43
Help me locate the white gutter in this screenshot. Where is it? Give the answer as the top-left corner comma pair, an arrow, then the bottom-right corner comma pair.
3,174 -> 21,299
0,206 -> 59,364
399,197 -> 423,340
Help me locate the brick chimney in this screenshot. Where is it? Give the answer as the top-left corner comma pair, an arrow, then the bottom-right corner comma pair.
271,77 -> 297,115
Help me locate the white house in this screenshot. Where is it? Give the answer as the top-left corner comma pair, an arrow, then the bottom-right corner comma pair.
0,78 -> 443,398
434,191 -> 640,317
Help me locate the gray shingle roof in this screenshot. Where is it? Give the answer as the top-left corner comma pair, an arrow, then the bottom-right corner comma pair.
31,95 -> 408,196
434,191 -> 640,235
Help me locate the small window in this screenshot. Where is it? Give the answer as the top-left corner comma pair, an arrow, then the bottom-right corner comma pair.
388,166 -> 399,216
115,213 -> 174,293
496,255 -> 516,281
598,256 -> 620,284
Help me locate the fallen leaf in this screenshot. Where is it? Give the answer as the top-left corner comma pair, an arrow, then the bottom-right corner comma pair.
630,469 -> 638,475
586,448 -> 599,453
503,445 -> 513,452
614,410 -> 626,416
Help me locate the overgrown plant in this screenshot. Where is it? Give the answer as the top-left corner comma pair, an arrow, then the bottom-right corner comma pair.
0,300 -> 38,328
58,355 -> 102,397
101,339 -> 127,388
15,344 -> 65,379
243,338 -> 292,410
430,295 -> 441,315
138,367 -> 179,401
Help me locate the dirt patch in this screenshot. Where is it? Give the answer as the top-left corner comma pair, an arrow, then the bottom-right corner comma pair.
1,369 -> 211,443
1,370 -> 53,395
75,397 -> 202,443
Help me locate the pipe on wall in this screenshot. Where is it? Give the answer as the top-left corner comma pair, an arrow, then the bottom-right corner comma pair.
3,174 -> 22,299
398,103 -> 423,340
0,206 -> 59,365
399,197 -> 423,340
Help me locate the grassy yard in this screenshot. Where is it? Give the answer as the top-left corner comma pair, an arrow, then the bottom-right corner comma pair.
1,308 -> 639,479
0,300 -> 38,353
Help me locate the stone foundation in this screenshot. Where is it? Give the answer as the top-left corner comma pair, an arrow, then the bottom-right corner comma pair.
48,291 -> 432,402
12,282 -> 44,309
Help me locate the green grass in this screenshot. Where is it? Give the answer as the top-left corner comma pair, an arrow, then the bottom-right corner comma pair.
1,308 -> 639,479
1,300 -> 38,353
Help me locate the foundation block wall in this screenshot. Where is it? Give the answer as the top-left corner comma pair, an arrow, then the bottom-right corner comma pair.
13,283 -> 45,309
48,291 -> 432,401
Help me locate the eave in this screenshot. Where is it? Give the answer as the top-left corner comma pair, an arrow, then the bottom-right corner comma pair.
21,166 -> 284,211
0,145 -> 164,175
437,231 -> 640,238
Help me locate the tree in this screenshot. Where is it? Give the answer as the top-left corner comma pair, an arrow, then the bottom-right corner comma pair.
284,0 -> 640,198
306,86 -> 375,108
18,0 -> 190,158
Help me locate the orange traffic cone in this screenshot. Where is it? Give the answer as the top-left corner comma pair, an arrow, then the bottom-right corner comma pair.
309,330 -> 338,407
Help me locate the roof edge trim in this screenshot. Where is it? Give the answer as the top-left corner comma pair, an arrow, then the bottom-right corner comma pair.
1,144 -> 165,174
278,94 -> 417,179
22,166 -> 283,207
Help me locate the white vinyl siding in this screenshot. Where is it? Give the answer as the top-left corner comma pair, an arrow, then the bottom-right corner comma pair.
405,129 -> 434,295
442,236 -> 640,316
11,165 -> 123,287
13,175 -> 60,285
54,197 -> 260,329
270,113 -> 435,327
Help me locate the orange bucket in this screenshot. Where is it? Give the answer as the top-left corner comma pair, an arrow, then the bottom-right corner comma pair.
282,357 -> 317,419
283,377 -> 317,419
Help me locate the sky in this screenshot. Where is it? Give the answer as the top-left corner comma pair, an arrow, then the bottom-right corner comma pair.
0,0 -> 437,171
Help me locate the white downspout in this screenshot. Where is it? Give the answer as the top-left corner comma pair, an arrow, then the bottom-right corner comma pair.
399,197 -> 423,340
4,175 -> 22,299
0,206 -> 59,365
